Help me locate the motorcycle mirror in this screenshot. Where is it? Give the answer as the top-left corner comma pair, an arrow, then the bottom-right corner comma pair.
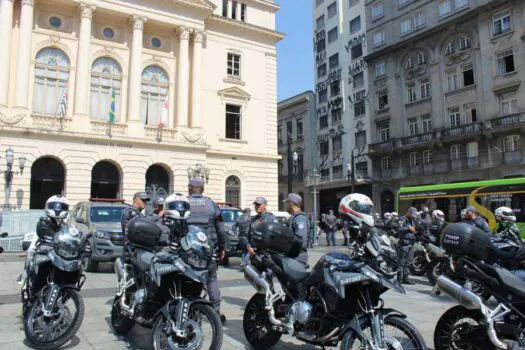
0,232 -> 7,238
75,216 -> 86,224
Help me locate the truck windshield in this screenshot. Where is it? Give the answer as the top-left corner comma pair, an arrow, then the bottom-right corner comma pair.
221,210 -> 243,223
90,207 -> 127,222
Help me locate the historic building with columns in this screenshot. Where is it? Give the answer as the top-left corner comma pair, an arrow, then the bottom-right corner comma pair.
0,0 -> 283,210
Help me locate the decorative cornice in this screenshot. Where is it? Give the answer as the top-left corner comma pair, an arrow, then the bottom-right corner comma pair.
178,26 -> 190,40
21,0 -> 35,7
131,15 -> 147,31
79,2 -> 96,20
208,15 -> 285,43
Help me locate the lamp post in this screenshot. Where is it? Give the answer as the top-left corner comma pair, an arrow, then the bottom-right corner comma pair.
347,150 -> 355,194
306,168 -> 321,247
187,163 -> 210,183
3,147 -> 26,209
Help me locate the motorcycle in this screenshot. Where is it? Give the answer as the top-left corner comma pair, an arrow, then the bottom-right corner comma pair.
21,225 -> 91,350
410,233 -> 439,276
110,219 -> 223,350
242,223 -> 426,350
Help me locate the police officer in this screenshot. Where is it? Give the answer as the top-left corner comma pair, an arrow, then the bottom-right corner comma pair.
186,178 -> 226,323
419,206 -> 431,236
152,196 -> 165,217
429,209 -> 447,245
121,191 -> 151,234
465,206 -> 491,236
283,193 -> 309,266
233,208 -> 252,238
397,207 -> 418,285
243,197 -> 278,258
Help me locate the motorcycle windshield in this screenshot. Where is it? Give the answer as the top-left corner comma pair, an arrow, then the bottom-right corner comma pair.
48,250 -> 82,272
359,265 -> 406,294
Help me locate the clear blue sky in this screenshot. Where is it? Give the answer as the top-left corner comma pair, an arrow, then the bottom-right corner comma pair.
275,0 -> 314,102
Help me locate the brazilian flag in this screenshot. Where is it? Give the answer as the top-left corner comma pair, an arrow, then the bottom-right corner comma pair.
109,88 -> 116,124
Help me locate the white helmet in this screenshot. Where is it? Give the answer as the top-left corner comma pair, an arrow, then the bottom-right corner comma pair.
495,206 -> 516,223
460,209 -> 467,220
164,193 -> 191,220
45,195 -> 69,220
374,213 -> 380,220
432,209 -> 445,221
339,193 -> 375,227
384,212 -> 392,220
391,212 -> 399,219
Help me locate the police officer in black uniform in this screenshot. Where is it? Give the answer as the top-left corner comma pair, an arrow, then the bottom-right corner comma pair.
121,192 -> 151,234
283,193 -> 309,266
465,206 -> 491,236
186,178 -> 227,324
419,206 -> 431,236
242,197 -> 278,258
397,207 -> 418,285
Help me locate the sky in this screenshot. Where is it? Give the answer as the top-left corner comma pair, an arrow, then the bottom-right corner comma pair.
275,0 -> 314,102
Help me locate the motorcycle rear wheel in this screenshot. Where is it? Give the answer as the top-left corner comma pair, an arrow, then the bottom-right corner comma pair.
243,293 -> 282,350
23,288 -> 85,350
410,252 -> 429,276
341,315 -> 426,349
434,305 -> 494,350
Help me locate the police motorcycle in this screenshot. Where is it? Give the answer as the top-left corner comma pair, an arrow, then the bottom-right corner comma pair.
110,196 -> 223,350
21,220 -> 91,350
433,223 -> 525,350
242,193 -> 426,350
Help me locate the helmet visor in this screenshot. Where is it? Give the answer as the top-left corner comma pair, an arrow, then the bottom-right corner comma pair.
351,201 -> 374,215
47,202 -> 69,214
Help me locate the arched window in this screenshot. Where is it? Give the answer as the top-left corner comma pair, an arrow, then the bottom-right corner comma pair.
225,176 -> 241,208
405,57 -> 413,69
458,36 -> 471,51
140,65 -> 169,126
33,48 -> 70,115
504,135 -> 520,153
445,35 -> 471,56
417,51 -> 427,65
90,57 -> 122,121
445,41 -> 455,56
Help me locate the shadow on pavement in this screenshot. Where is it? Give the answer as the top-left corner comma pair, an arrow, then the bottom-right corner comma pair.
23,335 -> 81,349
222,296 -> 248,308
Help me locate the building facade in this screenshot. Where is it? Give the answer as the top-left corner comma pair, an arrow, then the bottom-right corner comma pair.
277,90 -> 316,212
0,0 -> 283,210
364,0 -> 525,213
313,0 -> 373,214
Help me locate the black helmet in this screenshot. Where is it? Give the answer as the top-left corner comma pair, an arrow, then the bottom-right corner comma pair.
133,191 -> 151,203
153,197 -> 165,206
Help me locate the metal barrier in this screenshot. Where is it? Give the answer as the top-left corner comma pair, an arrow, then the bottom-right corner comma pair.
0,210 -> 43,236
0,236 -> 23,252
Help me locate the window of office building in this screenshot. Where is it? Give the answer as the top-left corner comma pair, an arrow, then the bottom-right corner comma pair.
408,117 -> 418,136
327,2 -> 337,18
497,49 -> 515,75
350,16 -> 361,33
328,27 -> 338,43
225,104 -> 242,139
378,89 -> 388,109
449,106 -> 461,127
493,10 -> 512,36
462,64 -> 474,86
378,120 -> 390,142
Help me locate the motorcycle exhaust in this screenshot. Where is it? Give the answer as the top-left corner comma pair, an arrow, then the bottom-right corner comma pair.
433,276 -> 483,310
243,265 -> 271,295
114,258 -> 124,281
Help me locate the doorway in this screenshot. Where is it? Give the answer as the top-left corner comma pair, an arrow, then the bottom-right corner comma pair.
30,157 -> 65,209
91,161 -> 120,199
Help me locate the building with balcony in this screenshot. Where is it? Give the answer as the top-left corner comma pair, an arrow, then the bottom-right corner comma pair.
364,0 -> 525,213
277,91 -> 316,212
313,0 -> 373,213
0,0 -> 283,210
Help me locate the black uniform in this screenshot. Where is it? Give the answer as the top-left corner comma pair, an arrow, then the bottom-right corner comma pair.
289,211 -> 310,266
186,194 -> 226,313
233,214 -> 251,243
466,216 -> 491,236
396,216 -> 417,282
241,211 -> 278,251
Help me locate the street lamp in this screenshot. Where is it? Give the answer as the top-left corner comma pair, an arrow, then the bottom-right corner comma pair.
306,168 -> 321,247
347,150 -> 355,194
187,163 -> 210,183
3,147 -> 26,209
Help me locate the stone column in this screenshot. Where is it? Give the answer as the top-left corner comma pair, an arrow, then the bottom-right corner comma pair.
235,1 -> 241,20
127,15 -> 147,122
176,26 -> 189,127
74,2 -> 95,115
0,0 -> 14,106
14,0 -> 35,108
190,30 -> 203,129
227,0 -> 232,18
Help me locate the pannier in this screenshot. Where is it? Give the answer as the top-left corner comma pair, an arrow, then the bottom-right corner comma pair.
127,217 -> 162,247
440,222 -> 491,260
251,221 -> 296,254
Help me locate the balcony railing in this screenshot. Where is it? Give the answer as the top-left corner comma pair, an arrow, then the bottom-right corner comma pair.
400,132 -> 434,146
491,112 -> 525,129
409,166 -> 421,176
369,140 -> 395,154
333,172 -> 344,180
504,151 -> 523,164
466,157 -> 479,169
91,120 -> 127,136
442,122 -> 483,139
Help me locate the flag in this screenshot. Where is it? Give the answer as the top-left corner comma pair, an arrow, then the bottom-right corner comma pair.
159,95 -> 169,129
57,89 -> 68,118
109,88 -> 116,124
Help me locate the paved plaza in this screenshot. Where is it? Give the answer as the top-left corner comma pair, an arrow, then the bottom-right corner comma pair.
0,243 -> 456,349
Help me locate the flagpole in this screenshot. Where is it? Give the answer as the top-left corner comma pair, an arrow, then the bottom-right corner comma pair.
54,85 -> 68,132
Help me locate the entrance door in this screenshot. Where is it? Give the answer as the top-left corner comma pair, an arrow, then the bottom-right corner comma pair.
30,157 -> 66,209
91,161 -> 120,199
145,164 -> 170,199
380,190 -> 395,214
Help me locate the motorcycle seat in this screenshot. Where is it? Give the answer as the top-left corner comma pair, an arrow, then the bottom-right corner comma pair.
488,245 -> 522,262
135,250 -> 155,273
272,255 -> 310,285
493,266 -> 525,299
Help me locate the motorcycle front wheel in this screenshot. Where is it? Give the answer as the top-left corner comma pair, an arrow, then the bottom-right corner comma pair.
243,293 -> 282,350
410,252 -> 429,276
434,305 -> 493,350
341,315 -> 426,349
152,302 -> 223,350
23,287 -> 85,350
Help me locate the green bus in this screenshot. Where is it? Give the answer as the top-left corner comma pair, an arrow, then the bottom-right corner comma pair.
396,178 -> 525,235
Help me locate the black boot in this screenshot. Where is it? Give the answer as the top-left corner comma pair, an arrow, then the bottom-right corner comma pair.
402,278 -> 416,285
218,311 -> 226,325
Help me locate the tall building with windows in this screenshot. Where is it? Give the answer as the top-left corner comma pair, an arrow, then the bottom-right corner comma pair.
313,0 -> 373,214
277,91 -> 316,212
0,0 -> 283,210
364,0 -> 525,213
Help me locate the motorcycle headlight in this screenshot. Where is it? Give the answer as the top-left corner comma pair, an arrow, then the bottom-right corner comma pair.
94,231 -> 111,240
55,242 -> 79,259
